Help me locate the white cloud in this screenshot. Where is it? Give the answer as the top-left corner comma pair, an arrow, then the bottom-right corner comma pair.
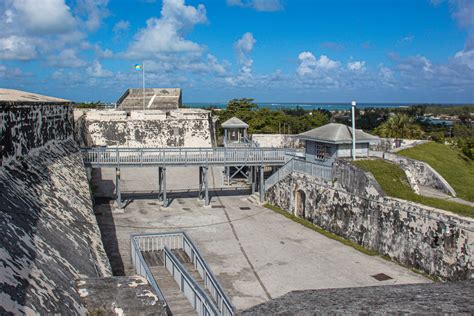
454,47 -> 474,69
12,0 -> 76,34
47,49 -> 87,68
0,36 -> 37,60
113,20 -> 130,35
226,32 -> 256,86
86,61 -> 113,77
125,0 -> 207,58
297,51 -> 340,76
75,0 -> 110,31
227,0 -> 283,12
347,61 -> 366,71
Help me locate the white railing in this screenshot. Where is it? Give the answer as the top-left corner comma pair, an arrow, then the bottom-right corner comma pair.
163,246 -> 219,316
81,147 -> 293,167
265,158 -> 333,191
131,232 -> 235,316
130,236 -> 170,315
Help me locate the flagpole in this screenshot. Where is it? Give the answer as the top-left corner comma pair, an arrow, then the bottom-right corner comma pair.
142,62 -> 145,111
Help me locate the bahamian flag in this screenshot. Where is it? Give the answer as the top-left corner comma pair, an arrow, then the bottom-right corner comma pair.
134,64 -> 142,71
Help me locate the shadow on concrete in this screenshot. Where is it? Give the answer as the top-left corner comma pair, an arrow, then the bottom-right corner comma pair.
121,187 -> 251,202
92,168 -> 126,276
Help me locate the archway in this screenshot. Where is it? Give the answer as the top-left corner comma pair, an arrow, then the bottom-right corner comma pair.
295,189 -> 306,219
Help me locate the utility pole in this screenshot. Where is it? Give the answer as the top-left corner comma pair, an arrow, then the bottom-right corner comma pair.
142,62 -> 146,111
351,100 -> 357,161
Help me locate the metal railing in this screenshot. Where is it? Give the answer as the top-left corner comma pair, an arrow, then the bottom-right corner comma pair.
130,235 -> 170,314
131,232 -> 235,316
163,246 -> 219,316
81,147 -> 293,167
265,158 -> 333,191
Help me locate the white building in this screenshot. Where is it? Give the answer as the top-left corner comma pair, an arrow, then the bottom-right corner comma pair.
298,123 -> 379,161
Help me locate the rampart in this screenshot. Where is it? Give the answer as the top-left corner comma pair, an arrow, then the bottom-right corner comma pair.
0,100 -> 112,314
266,162 -> 473,281
251,134 -> 301,148
75,108 -> 214,147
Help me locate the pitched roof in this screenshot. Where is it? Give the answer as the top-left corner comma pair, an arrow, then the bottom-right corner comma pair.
298,123 -> 378,144
222,117 -> 249,128
116,88 -> 181,111
0,88 -> 69,103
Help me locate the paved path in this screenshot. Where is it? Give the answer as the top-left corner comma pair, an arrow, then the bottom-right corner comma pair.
93,166 -> 429,311
419,186 -> 474,207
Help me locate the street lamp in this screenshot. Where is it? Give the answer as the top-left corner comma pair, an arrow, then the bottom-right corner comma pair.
351,100 -> 356,161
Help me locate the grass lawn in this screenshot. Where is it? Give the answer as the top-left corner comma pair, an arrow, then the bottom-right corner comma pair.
398,142 -> 474,202
353,159 -> 474,218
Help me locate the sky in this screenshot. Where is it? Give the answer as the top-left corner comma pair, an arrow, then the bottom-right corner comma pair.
0,0 -> 473,103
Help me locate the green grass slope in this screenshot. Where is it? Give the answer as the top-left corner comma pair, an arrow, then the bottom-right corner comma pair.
353,159 -> 474,218
398,142 -> 474,202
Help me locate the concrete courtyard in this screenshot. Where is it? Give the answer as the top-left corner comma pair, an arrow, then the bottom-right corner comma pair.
92,166 -> 429,310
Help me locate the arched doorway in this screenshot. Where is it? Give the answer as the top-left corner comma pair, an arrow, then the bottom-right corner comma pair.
295,190 -> 306,219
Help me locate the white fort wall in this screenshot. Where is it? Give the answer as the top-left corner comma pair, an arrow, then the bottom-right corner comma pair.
266,161 -> 473,281
0,102 -> 112,315
75,108 -> 215,148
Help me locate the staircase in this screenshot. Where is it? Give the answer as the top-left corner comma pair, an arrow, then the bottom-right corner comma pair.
246,192 -> 263,205
171,250 -> 214,301
143,251 -> 197,316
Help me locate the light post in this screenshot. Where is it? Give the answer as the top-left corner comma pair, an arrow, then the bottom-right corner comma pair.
351,100 -> 356,161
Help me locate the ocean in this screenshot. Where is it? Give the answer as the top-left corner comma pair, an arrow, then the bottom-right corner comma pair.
184,102 -> 414,111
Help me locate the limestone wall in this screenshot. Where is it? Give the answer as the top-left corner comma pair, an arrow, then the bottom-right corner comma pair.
0,101 -> 73,166
371,151 -> 456,196
75,109 -> 213,147
266,171 -> 473,280
252,134 -> 301,148
0,103 -> 112,314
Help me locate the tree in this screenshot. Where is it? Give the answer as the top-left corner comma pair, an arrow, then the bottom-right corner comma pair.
374,113 -> 424,139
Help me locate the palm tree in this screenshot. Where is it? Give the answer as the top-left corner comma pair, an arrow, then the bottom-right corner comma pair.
374,113 -> 424,139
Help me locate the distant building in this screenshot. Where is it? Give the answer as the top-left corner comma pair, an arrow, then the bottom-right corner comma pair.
116,88 -> 182,111
298,123 -> 379,161
222,117 -> 249,146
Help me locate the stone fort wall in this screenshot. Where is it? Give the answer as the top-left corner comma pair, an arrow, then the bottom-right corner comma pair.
266,163 -> 473,281
0,102 -> 74,166
75,108 -> 215,148
0,102 -> 112,315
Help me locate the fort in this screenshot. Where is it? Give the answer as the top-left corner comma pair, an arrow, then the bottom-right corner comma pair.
0,88 -> 473,315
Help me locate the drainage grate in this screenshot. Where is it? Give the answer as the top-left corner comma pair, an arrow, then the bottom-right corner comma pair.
212,205 -> 224,208
371,273 -> 393,281
239,207 -> 251,210
182,208 -> 191,211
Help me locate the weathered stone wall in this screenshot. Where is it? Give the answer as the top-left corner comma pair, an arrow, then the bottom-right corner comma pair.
266,171 -> 473,281
75,109 -> 213,148
1,102 -> 112,314
0,102 -> 73,166
0,139 -> 112,315
251,134 -> 301,148
240,281 -> 474,315
371,151 -> 456,196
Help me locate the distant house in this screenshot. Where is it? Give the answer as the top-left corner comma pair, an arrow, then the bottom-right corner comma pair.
116,88 -> 182,111
298,123 -> 379,161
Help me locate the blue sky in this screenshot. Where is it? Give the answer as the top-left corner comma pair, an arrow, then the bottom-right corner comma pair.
0,0 -> 473,103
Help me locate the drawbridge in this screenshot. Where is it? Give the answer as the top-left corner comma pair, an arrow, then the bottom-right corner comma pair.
81,146 -> 296,208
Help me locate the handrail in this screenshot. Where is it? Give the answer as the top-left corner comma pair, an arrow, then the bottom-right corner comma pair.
181,232 -> 235,316
163,246 -> 219,315
130,232 -> 235,316
130,236 -> 170,314
81,146 -> 295,167
265,157 -> 333,191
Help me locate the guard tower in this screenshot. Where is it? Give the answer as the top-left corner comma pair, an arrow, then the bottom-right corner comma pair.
222,117 -> 249,146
